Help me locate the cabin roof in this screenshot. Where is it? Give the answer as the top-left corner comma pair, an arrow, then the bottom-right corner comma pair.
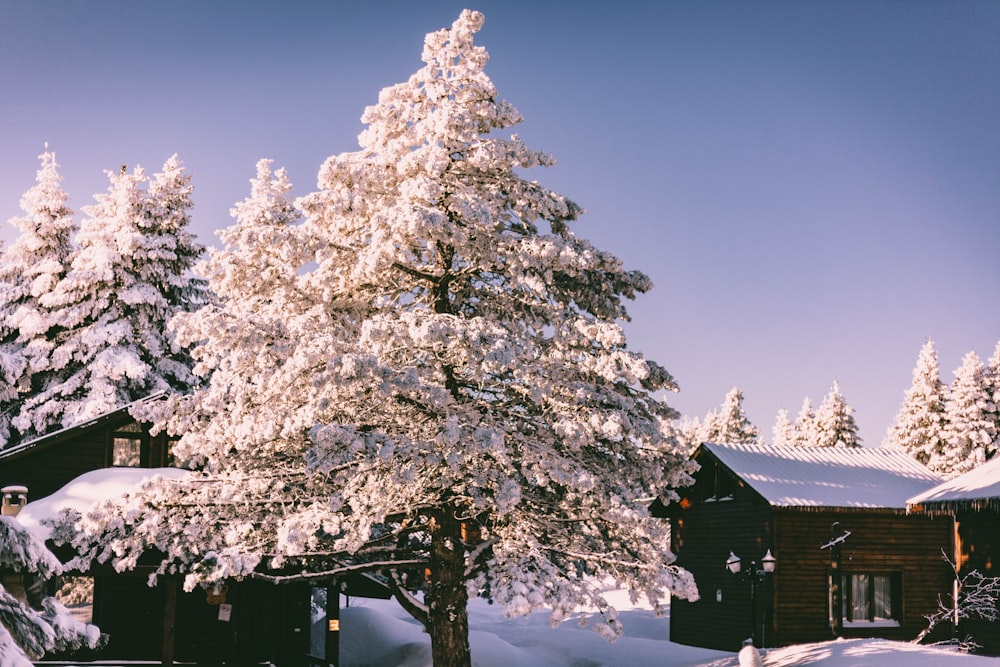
0,392 -> 168,462
700,442 -> 943,509
907,455 -> 1000,511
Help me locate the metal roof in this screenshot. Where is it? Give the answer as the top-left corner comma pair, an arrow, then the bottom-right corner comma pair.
702,442 -> 944,509
907,455 -> 1000,511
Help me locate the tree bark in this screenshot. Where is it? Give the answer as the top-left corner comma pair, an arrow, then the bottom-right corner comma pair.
426,509 -> 472,667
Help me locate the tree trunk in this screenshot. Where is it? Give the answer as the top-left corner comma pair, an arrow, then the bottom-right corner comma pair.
426,509 -> 472,667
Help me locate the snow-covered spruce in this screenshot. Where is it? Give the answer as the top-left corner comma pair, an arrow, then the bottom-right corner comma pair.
66,10 -> 696,667
12,156 -> 205,439
884,339 -> 948,462
813,380 -> 862,448
936,351 -> 996,478
0,146 -> 76,446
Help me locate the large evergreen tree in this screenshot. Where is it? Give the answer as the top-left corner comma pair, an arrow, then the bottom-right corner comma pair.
813,380 -> 862,448
0,146 -> 76,444
14,157 -> 204,438
885,339 -> 947,464
68,12 -> 696,667
935,351 -> 996,478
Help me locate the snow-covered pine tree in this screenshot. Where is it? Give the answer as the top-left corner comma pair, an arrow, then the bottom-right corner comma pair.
14,157 -> 204,438
771,408 -> 795,447
884,339 -> 948,463
813,381 -> 862,448
0,146 -> 77,445
707,387 -> 759,444
0,515 -> 101,667
66,12 -> 697,667
934,351 -> 996,478
984,341 -> 1000,461
676,414 -> 706,451
793,397 -> 817,446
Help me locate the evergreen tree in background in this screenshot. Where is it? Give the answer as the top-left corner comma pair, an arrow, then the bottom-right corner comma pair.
681,388 -> 759,446
793,397 -> 817,446
709,387 -> 759,444
814,380 -> 862,448
935,351 -> 996,478
771,408 -> 795,447
0,147 -> 76,445
14,157 -> 204,438
885,339 -> 948,464
67,13 -> 696,667
984,341 -> 1000,459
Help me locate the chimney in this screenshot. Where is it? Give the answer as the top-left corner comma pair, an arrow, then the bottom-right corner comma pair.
1,486 -> 28,516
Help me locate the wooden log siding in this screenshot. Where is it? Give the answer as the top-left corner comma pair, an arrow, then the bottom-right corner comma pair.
0,417 -> 173,500
670,475 -> 775,651
771,509 -> 955,647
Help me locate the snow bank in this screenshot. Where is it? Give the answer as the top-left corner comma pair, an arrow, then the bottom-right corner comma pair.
17,467 -> 187,540
339,597 -> 999,667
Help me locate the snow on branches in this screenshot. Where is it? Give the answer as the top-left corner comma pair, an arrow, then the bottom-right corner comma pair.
67,11 -> 695,667
0,516 -> 101,667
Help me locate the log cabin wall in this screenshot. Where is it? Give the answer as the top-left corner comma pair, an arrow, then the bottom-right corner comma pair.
771,508 -> 954,647
955,507 -> 1000,655
0,412 -> 174,500
669,456 -> 775,651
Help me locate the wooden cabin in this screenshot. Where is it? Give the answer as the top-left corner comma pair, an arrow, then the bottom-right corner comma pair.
0,396 -> 390,667
656,442 -> 955,652
908,455 -> 1000,655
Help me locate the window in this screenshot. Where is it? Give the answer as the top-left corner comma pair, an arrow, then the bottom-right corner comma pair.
703,462 -> 736,502
111,422 -> 145,467
54,576 -> 95,624
841,573 -> 901,627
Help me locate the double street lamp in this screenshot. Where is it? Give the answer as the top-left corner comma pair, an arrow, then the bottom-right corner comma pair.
726,549 -> 777,647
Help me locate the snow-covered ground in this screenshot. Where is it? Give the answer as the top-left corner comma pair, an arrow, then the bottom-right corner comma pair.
339,591 -> 1000,667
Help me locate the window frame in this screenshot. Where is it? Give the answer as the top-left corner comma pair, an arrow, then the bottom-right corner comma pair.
840,571 -> 902,628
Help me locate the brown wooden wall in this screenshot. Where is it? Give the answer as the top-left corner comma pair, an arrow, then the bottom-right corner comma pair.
955,508 -> 1000,655
771,508 -> 955,647
0,432 -> 106,501
51,573 -> 286,664
0,415 -> 173,501
669,457 -> 775,652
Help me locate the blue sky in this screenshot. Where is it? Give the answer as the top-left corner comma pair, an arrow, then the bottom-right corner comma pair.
1,1 -> 998,444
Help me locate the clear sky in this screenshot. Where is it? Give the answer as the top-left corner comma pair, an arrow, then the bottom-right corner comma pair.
1,0 -> 998,445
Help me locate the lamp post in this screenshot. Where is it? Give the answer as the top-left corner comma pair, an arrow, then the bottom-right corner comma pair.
820,522 -> 851,638
726,549 -> 777,647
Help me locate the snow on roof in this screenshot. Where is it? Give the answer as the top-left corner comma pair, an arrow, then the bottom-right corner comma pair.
702,442 -> 944,509
17,467 -> 187,540
907,455 -> 1000,511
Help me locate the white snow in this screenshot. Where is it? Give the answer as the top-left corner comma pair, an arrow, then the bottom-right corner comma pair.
908,454 -> 1000,507
702,442 -> 944,509
17,467 -> 187,540
337,594 -> 998,667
